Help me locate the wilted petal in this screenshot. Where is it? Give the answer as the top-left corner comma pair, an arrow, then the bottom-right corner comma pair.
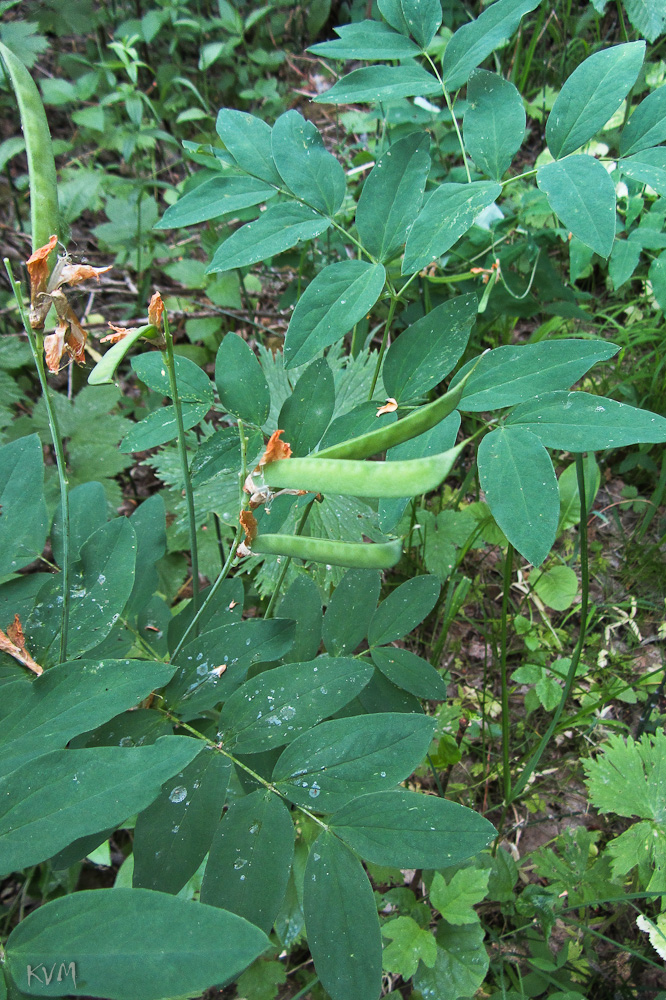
44,324 -> 67,373
258,429 -> 292,469
56,262 -> 112,288
64,307 -> 87,365
0,615 -> 43,675
376,397 -> 398,416
26,235 -> 58,304
101,322 -> 134,344
239,509 -> 258,545
148,290 -> 164,329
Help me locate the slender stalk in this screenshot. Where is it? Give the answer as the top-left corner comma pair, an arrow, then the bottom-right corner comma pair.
162,309 -> 200,613
510,454 -> 590,801
170,418 -> 249,660
499,543 -> 514,804
423,52 -> 471,183
264,498 -> 315,619
289,977 -> 320,1000
367,295 -> 397,400
5,259 -> 71,662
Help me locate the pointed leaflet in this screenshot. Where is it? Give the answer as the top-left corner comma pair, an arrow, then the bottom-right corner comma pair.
132,352 -> 214,405
271,110 -> 346,216
621,85 -> 666,155
463,70 -> 526,181
119,402 -> 210,452
272,713 -> 436,812
506,391 -> 666,450
378,414 -> 461,533
537,155 -> 616,258
0,435 -> 47,575
216,108 -> 282,185
51,481 -> 106,568
0,737 -> 203,875
207,202 -> 331,273
546,42 -> 645,158
156,175 -> 277,229
201,790 -> 294,933
4,888 -> 268,1000
330,789 -> 496,867
303,832 -> 382,1000
382,294 -> 476,402
278,576 -> 322,663
322,568 -> 381,656
396,0 -> 442,48
402,182 -> 501,274
356,132 -> 431,262
215,334 -> 270,425
309,20 -> 421,60
278,358 -> 335,455
133,751 -> 231,895
314,64 -> 441,105
368,574 -> 440,647
442,0 -> 542,91
217,657 -> 374,754
371,646 -> 448,699
619,148 -> 666,196
451,339 -> 619,411
0,659 -> 176,774
623,0 -> 666,44
284,261 -> 386,369
477,427 -> 559,566
125,494 -> 166,617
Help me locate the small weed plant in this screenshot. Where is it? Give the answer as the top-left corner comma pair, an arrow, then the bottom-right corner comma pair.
0,2 -> 666,999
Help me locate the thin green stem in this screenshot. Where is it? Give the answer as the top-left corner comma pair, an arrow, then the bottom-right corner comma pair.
289,976 -> 319,1000
501,167 -> 538,187
170,418 -> 249,660
500,543 -> 513,804
423,52 -> 471,183
367,295 -> 397,400
264,498 -> 315,619
162,309 -> 199,614
4,258 -> 70,663
510,454 -> 590,802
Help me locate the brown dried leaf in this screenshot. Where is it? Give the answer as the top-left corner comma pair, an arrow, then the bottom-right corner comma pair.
0,615 -> 43,675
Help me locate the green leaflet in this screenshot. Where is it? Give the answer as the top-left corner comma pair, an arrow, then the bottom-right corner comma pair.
413,920 -> 489,1000
207,202 -> 331,273
119,401 -> 210,452
156,175 -> 277,229
272,712 -> 436,812
371,646 -> 447,699
201,790 -> 295,933
284,261 -> 387,369
216,108 -> 282,185
506,390 -> 666,450
477,426 -> 559,567
251,535 -> 403,570
303,832 -> 382,1000
622,0 -> 666,43
308,20 -> 421,60
402,181 -> 501,274
132,751 -> 231,895
51,480 -> 106,567
382,295 -> 477,402
537,155 -> 616,258
330,789 -> 496,867
278,359 -> 335,455
356,132 -> 431,263
621,84 -> 666,155
451,339 -> 619,411
264,447 -> 463,498
0,435 -> 48,575
4,888 -> 268,1000
463,70 -> 526,181
271,110 -> 346,216
132,352 -> 214,404
278,576 -> 323,663
322,568 -> 381,656
442,0 -> 542,91
619,148 -> 666,196
368,574 -> 440,646
314,64 -> 441,105
546,42 -> 645,158
0,737 -> 203,875
218,657 -> 374,754
215,334 -> 270,425
0,658 -> 175,774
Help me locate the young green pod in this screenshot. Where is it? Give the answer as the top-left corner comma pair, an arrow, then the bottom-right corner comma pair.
88,325 -> 157,385
0,43 -> 59,251
265,444 -> 464,498
251,534 -> 403,568
315,372 -> 472,460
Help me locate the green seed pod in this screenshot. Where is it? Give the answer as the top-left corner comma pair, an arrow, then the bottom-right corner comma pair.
88,326 -> 158,385
0,43 -> 59,251
265,445 -> 463,498
252,534 -> 403,568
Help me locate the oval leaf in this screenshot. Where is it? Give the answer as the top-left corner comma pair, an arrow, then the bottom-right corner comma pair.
463,69 -> 526,180
368,574 -> 440,647
207,202 -> 331,273
403,181 -> 501,274
314,64 -> 441,105
272,110 -> 346,216
537,155 -> 616,257
442,0 -> 541,91
278,358 -> 335,455
322,568 -> 381,656
215,334 -> 270,425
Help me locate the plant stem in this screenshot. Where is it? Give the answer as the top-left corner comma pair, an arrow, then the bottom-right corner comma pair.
510,454 -> 590,801
500,543 -> 513,804
4,258 -> 71,662
264,498 -> 315,619
423,52 -> 471,183
367,295 -> 397,400
162,309 -> 200,614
